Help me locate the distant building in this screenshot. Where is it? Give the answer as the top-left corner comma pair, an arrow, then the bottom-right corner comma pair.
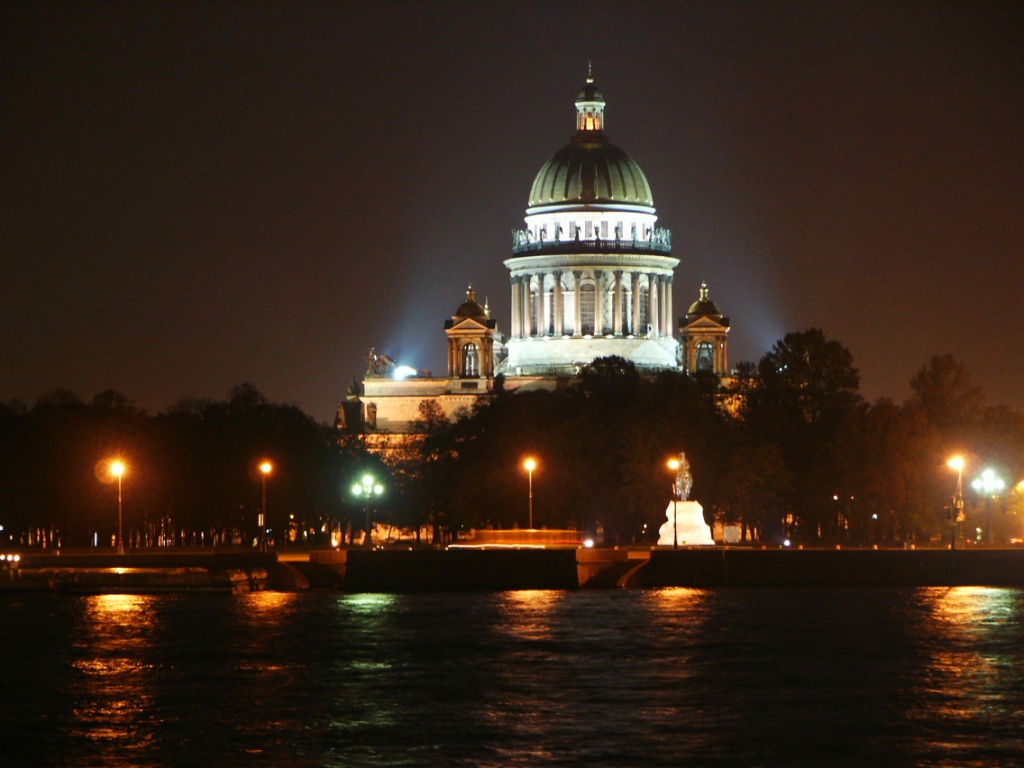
338,71 -> 731,437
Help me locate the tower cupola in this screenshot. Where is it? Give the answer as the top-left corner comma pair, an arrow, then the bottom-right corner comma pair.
575,63 -> 606,135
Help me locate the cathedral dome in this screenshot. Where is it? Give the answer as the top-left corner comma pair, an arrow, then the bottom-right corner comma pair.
527,72 -> 653,209
528,141 -> 654,208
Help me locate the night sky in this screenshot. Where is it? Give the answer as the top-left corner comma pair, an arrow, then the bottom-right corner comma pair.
3,1 -> 1022,422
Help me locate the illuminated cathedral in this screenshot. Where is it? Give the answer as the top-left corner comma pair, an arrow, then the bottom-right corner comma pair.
340,71 -> 730,435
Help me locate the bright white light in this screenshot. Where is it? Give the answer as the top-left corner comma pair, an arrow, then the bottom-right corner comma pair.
583,538 -> 594,548
972,468 -> 1006,494
783,539 -> 791,547
393,366 -> 417,380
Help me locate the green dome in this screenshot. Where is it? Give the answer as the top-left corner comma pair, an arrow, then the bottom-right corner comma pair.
528,140 -> 654,208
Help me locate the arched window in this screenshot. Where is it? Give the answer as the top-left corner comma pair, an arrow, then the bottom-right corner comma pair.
580,284 -> 596,335
695,341 -> 715,373
461,343 -> 479,378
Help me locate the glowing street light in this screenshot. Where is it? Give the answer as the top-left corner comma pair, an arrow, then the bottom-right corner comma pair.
523,457 -> 537,529
667,458 -> 681,550
972,468 -> 1005,546
352,474 -> 383,548
109,459 -> 126,554
259,461 -> 272,553
947,456 -> 965,550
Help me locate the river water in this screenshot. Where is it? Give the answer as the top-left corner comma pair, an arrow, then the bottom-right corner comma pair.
3,587 -> 1024,767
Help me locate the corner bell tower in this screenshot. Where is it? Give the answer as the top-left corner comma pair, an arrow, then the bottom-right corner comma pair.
445,287 -> 497,379
680,282 -> 729,376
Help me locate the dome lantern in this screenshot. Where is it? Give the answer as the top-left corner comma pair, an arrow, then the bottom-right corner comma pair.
576,62 -> 606,135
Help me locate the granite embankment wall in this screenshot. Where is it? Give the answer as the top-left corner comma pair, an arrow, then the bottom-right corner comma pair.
9,551 -> 307,591
8,548 -> 1024,592
635,548 -> 1024,588
307,549 -> 580,591
17,552 -> 279,571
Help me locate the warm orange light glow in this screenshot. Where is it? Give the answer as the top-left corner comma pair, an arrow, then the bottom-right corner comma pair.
667,458 -> 680,471
110,460 -> 125,478
524,457 -> 536,472
947,456 -> 964,472
260,461 -> 272,476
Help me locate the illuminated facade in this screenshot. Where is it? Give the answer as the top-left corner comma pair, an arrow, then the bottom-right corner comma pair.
348,288 -> 501,434
501,70 -> 680,376
340,72 -> 731,435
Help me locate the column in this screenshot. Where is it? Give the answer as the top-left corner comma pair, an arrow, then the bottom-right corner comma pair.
593,270 -> 604,335
631,272 -> 640,336
544,274 -> 552,337
659,276 -> 667,335
649,274 -> 659,336
482,335 -> 493,377
553,270 -> 564,336
522,274 -> 533,338
665,276 -> 674,340
572,270 -> 583,336
613,270 -> 623,336
510,276 -> 521,339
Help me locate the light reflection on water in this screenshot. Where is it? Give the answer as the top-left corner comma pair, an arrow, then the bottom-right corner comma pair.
3,588 -> 1024,767
907,587 -> 1024,764
68,595 -> 160,764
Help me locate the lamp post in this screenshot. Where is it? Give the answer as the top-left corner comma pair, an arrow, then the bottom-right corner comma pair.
972,468 -> 1005,546
667,458 -> 680,549
259,461 -> 272,553
523,458 -> 536,529
352,474 -> 383,548
110,460 -> 126,554
947,456 -> 964,550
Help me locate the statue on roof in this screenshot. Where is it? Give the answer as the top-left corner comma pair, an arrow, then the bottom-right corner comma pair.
365,347 -> 396,378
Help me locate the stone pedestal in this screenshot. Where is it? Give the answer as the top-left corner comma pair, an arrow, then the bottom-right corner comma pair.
658,500 -> 714,546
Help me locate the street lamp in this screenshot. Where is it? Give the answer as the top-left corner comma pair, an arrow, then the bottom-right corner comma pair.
667,458 -> 680,549
523,457 -> 536,529
110,459 -> 126,554
351,474 -> 383,548
972,468 -> 1005,546
259,461 -> 272,553
947,456 -> 964,550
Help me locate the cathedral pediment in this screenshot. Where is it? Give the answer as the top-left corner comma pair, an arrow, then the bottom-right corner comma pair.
444,316 -> 495,332
682,314 -> 730,331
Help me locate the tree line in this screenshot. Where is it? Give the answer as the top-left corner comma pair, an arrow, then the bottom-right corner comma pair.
392,329 -> 1024,547
2,330 -> 1023,549
0,384 -> 374,549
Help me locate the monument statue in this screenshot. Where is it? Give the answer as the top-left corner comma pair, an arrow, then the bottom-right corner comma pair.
658,451 -> 714,547
672,452 -> 692,501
